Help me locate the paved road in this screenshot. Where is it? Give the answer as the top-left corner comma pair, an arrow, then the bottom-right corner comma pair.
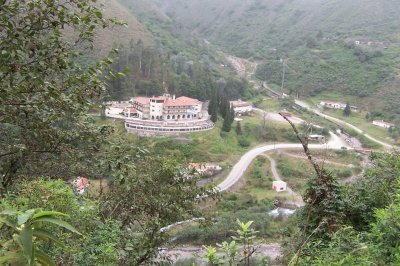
294,100 -> 394,150
217,132 -> 347,192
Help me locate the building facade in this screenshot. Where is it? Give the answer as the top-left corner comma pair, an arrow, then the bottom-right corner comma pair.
320,101 -> 358,112
128,94 -> 203,121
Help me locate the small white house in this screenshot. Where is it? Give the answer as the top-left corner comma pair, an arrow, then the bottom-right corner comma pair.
272,181 -> 287,192
308,134 -> 326,141
372,120 -> 395,129
320,101 -> 358,112
230,100 -> 253,114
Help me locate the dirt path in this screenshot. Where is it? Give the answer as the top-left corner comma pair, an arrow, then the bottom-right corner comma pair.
162,243 -> 282,264
253,108 -> 305,124
281,151 -> 353,168
226,55 -> 258,78
263,154 -> 304,207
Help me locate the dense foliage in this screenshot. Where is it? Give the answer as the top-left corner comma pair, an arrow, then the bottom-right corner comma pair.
0,0 -> 117,194
0,1 -> 216,265
286,152 -> 400,265
107,41 -> 251,103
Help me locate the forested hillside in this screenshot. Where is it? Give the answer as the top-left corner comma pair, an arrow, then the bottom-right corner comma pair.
2,1 -> 400,265
141,0 -> 400,122
104,0 -> 253,101
148,0 -> 400,57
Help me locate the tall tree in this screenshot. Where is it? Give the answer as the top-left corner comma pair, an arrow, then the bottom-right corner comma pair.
343,103 -> 351,117
100,150 -> 216,265
236,121 -> 242,135
219,96 -> 229,118
208,86 -> 218,123
222,104 -> 234,132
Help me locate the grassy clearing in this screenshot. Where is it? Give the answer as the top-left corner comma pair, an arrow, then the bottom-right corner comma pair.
250,96 -> 281,112
238,156 -> 293,202
323,109 -> 396,145
274,154 -> 361,193
283,149 -> 364,167
151,113 -> 296,166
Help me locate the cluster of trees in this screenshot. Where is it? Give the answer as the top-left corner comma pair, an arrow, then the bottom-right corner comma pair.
0,1 -> 216,265
208,79 -> 240,133
107,39 -> 250,103
108,40 -> 213,101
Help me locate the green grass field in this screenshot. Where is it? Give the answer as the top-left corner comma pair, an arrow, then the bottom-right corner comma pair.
322,109 -> 397,145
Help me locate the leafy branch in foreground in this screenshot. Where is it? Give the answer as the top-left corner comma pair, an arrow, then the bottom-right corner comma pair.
279,113 -> 345,265
204,219 -> 259,266
0,208 -> 80,266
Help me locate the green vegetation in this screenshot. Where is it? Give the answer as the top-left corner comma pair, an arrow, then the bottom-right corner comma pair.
150,113 -> 298,165
203,220 -> 262,266
322,108 -> 400,145
2,0 -> 400,265
276,155 -> 359,194
0,208 -> 80,265
144,0 -> 400,121
286,153 -> 400,265
0,2 -> 215,265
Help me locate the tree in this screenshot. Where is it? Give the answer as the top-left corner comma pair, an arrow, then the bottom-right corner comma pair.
236,121 -> 242,135
343,103 -> 351,116
365,113 -> 371,121
306,37 -> 318,48
222,104 -> 233,132
99,149 -> 216,265
219,96 -> 229,118
208,86 -> 219,123
204,220 -> 258,266
281,113 -> 346,263
0,0 -> 119,194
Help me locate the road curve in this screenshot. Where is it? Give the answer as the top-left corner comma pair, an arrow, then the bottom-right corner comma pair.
294,100 -> 394,150
217,132 -> 346,192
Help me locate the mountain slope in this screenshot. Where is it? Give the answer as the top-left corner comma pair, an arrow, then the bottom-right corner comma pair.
148,0 -> 400,57
93,0 -> 154,57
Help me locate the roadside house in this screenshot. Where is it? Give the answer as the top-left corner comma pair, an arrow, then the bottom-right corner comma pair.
230,100 -> 253,115
272,181 -> 287,192
372,120 -> 395,129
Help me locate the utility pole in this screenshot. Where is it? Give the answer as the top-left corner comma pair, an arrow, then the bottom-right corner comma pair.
280,58 -> 286,99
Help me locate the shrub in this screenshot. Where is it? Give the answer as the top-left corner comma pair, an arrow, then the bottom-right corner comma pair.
238,137 -> 251,147
338,169 -> 352,178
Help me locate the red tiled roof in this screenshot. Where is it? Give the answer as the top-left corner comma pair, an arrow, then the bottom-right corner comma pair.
123,107 -> 138,113
164,96 -> 199,107
134,97 -> 150,105
72,177 -> 89,190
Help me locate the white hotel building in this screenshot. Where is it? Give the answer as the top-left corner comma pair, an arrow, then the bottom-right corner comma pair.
125,94 -> 203,121
121,94 -> 213,136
